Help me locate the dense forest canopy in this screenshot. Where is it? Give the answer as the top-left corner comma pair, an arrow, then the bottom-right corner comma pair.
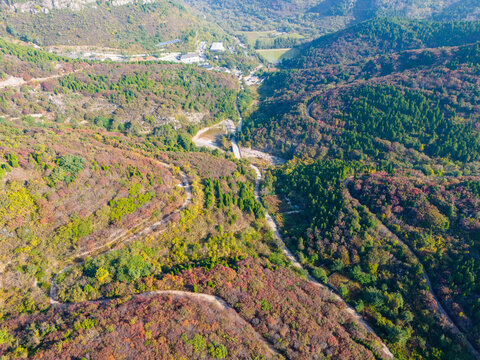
3,2 -> 480,360
288,18 -> 480,68
185,0 -> 480,44
239,15 -> 480,360
0,36 -> 389,360
241,18 -> 480,164
263,160 -> 474,358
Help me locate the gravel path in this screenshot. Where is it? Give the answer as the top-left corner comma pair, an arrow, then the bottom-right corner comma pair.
47,165 -> 280,358
0,69 -> 83,89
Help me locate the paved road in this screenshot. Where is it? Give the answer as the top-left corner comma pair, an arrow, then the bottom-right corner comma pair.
191,89 -> 394,358
231,103 -> 394,359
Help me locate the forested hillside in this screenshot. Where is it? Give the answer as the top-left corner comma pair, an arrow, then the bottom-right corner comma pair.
185,0 -> 477,45
0,40 -> 239,143
0,39 -> 388,360
0,0 -> 225,51
240,17 -> 480,360
3,2 -> 480,359
435,0 -> 480,21
289,18 -> 480,68
183,0 -> 346,37
241,18 -> 480,163
350,172 -> 480,350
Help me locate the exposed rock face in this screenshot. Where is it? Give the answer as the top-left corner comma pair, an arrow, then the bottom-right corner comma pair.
374,0 -> 459,18
2,0 -> 154,13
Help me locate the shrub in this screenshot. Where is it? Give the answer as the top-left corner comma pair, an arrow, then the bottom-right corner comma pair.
312,267 -> 328,284
208,342 -> 228,359
6,152 -> 19,168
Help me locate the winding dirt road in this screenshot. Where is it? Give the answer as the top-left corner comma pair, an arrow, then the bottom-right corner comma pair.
49,167 -> 192,306
51,288 -> 280,358
230,103 -> 394,359
47,166 -> 281,359
345,179 -> 480,360
192,115 -> 393,357
247,161 -> 394,359
0,68 -> 84,90
138,290 -> 280,357
305,98 -> 480,358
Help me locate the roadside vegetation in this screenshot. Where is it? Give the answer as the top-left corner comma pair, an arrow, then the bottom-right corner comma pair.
0,38 -> 386,360
241,17 -> 480,360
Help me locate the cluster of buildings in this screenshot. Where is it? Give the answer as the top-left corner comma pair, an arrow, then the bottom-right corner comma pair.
179,53 -> 202,64
55,41 -> 228,67
178,41 -> 225,64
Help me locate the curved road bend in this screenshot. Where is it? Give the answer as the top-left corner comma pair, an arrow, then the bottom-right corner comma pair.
47,168 -> 281,358
231,104 -> 394,359
49,168 -> 192,305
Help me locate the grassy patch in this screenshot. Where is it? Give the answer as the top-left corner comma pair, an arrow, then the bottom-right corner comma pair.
238,31 -> 280,47
256,48 -> 299,64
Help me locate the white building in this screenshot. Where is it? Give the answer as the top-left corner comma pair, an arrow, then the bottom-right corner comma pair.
180,53 -> 202,64
210,42 -> 226,52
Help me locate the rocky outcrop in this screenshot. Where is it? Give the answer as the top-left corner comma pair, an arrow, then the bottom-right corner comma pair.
2,0 -> 154,13
374,0 -> 460,19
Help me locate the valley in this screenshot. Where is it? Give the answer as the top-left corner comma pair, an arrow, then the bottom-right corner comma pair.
1,1 -> 480,360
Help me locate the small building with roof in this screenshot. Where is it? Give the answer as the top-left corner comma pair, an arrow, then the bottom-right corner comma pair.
180,53 -> 202,64
210,42 -> 226,52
